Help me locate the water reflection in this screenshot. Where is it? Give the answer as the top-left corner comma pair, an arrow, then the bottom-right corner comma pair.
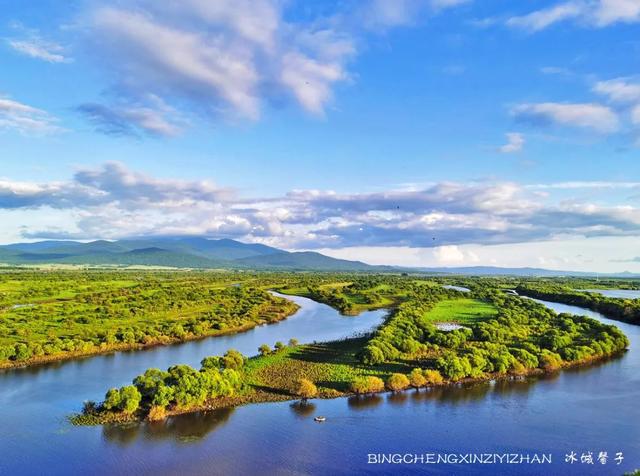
398,376 -> 547,406
289,401 -> 317,418
102,408 -> 236,445
405,383 -> 490,405
386,391 -> 409,406
491,378 -> 538,397
347,394 -> 383,410
0,355 -> 90,377
560,352 -> 626,376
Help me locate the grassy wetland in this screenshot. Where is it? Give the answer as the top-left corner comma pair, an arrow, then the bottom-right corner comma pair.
59,272 -> 630,425
0,271 -> 298,369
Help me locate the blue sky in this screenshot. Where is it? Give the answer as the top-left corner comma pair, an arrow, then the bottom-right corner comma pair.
1,0 -> 640,271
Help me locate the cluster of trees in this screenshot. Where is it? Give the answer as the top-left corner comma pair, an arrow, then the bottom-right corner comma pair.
258,338 -> 298,356
360,286 -> 629,382
516,283 -> 640,325
350,376 -> 385,394
295,378 -> 318,399
94,349 -> 247,420
103,386 -> 142,414
386,373 -> 410,391
409,368 -> 444,387
304,287 -> 357,314
0,272 -> 298,366
349,369 -> 445,395
359,286 -> 456,365
434,345 -> 526,380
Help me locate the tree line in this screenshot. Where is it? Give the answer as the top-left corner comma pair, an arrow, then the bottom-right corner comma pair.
516,283 -> 640,325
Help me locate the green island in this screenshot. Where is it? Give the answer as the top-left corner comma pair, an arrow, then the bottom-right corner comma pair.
63,273 -> 630,425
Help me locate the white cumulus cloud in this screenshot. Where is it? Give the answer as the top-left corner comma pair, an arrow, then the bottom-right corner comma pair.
594,78 -> 640,104
433,245 -> 465,263
1,162 -> 639,250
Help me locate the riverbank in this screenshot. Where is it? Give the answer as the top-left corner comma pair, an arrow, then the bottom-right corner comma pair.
516,286 -> 640,326
71,331 -> 628,426
0,302 -> 299,371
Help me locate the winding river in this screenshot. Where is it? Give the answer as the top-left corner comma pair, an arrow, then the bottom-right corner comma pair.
1,293 -> 639,475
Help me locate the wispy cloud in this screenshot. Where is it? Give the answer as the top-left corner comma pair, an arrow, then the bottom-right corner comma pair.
511,102 -> 619,134
528,181 -> 640,190
510,76 -> 640,146
361,0 -> 472,29
7,38 -> 70,63
507,0 -> 640,31
540,66 -> 573,77
498,132 -> 525,153
81,0 -> 355,131
5,23 -> 71,63
75,0 -> 471,136
592,77 -> 640,143
507,2 -> 583,31
77,96 -> 185,138
0,96 -> 62,135
431,0 -> 472,8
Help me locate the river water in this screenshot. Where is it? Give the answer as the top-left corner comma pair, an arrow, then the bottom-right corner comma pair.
579,289 -> 640,300
442,285 -> 471,292
1,294 -> 638,475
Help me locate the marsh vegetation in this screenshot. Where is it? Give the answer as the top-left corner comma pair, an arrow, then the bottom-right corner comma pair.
68,273 -> 629,424
0,271 -> 298,368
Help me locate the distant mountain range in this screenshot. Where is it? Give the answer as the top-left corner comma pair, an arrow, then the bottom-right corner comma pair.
0,237 -> 387,271
0,237 -> 638,276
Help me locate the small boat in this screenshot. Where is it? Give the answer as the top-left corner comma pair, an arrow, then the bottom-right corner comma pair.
314,416 -> 326,422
